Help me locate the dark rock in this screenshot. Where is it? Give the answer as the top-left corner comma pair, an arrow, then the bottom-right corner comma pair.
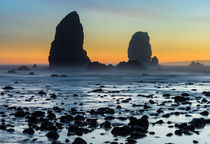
163,94 -> 170,97
37,90 -> 46,95
28,72 -> 35,75
128,115 -> 149,130
49,11 -> 90,68
111,125 -> 131,136
50,93 -> 57,99
8,70 -> 16,73
87,62 -> 109,71
68,125 -> 91,135
23,127 -> 35,135
166,133 -> 173,137
91,89 -> 103,93
15,108 -> 25,117
72,137 -> 87,144
115,60 -> 144,70
7,128 -> 15,133
190,118 -> 206,128
175,130 -> 182,136
182,93 -> 190,96
60,115 -> 73,123
53,106 -> 61,112
155,120 -> 164,124
202,91 -> 210,96
100,121 -> 111,129
32,64 -> 38,69
151,56 -> 159,66
46,131 -> 59,139
74,115 -> 85,121
202,98 -> 208,103
200,111 -> 209,116
149,131 -> 155,135
128,31 -> 158,66
174,96 -> 188,102
86,119 -> 98,127
130,131 -> 146,139
40,119 -> 57,131
96,107 -> 115,115
126,137 -> 137,144
3,86 -> 14,90
149,99 -> 155,104
105,116 -> 115,120
65,139 -> 70,143
189,61 -> 204,68
28,116 -> 38,123
17,65 -> 29,71
31,111 -> 45,118
51,74 -> 59,77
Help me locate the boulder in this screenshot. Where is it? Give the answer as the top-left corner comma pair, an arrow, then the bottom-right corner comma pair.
49,11 -> 90,68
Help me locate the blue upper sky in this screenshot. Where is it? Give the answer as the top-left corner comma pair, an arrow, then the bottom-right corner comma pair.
0,0 -> 210,64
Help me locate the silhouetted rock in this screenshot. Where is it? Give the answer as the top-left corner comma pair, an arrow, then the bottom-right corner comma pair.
189,61 -> 204,68
151,56 -> 159,66
23,127 -> 35,135
28,72 -> 35,75
111,125 -> 131,136
49,11 -> 90,68
17,65 -> 29,71
32,64 -> 38,69
8,70 -> 16,73
87,62 -> 108,71
115,60 -> 144,70
72,137 -> 87,144
128,31 -> 159,66
128,32 -> 151,62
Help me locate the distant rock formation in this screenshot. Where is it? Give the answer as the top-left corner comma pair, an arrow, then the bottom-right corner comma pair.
189,61 -> 204,68
128,31 -> 158,66
87,62 -> 109,71
115,60 -> 144,70
17,65 -> 30,71
151,56 -> 159,66
49,11 -> 91,68
32,64 -> 38,69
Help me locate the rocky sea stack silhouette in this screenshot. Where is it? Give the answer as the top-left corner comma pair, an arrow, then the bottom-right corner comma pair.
49,11 -> 91,68
128,32 -> 159,66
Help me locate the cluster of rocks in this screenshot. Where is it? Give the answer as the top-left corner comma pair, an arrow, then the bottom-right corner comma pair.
87,60 -> 144,71
7,64 -> 38,75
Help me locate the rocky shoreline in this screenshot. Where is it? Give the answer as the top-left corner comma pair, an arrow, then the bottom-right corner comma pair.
0,71 -> 210,143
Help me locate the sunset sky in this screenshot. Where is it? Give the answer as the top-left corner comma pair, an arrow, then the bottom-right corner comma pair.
0,0 -> 210,64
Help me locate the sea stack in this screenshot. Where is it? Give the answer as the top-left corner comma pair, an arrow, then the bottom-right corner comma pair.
49,11 -> 91,68
128,31 -> 158,66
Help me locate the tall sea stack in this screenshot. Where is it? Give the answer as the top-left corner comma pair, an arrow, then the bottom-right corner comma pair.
49,11 -> 91,68
128,31 -> 158,66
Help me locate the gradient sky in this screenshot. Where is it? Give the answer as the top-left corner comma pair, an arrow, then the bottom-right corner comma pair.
0,0 -> 210,64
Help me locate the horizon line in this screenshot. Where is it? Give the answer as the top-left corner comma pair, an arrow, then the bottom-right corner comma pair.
1,59 -> 210,66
